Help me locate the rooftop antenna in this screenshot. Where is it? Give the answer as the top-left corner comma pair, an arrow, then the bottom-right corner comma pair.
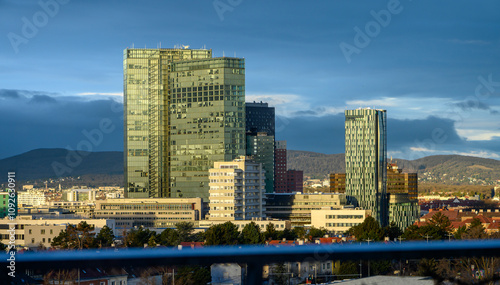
234,52 -> 236,57
132,43 -> 134,49
223,50 -> 225,57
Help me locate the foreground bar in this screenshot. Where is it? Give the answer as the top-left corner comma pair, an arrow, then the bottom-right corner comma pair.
4,240 -> 500,283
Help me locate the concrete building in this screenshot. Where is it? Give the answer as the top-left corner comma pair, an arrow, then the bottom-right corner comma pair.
274,140 -> 287,193
199,219 -> 290,232
246,132 -> 275,193
17,190 -> 47,207
266,193 -> 347,227
124,47 -> 246,200
208,156 -> 266,220
65,189 -> 97,202
329,173 -> 346,193
286,170 -> 303,193
345,108 -> 388,226
245,101 -> 275,136
310,207 -> 372,234
211,263 -> 244,285
93,198 -> 202,228
387,162 -> 418,200
388,193 -> 420,231
0,216 -> 115,249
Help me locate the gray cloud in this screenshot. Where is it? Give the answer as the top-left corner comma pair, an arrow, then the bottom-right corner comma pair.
29,95 -> 58,104
0,89 -> 123,159
453,100 -> 491,111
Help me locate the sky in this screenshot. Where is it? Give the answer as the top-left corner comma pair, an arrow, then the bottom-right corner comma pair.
1,0 -> 500,160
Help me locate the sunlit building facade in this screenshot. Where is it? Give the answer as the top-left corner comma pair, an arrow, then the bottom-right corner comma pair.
345,108 -> 388,226
124,48 -> 245,199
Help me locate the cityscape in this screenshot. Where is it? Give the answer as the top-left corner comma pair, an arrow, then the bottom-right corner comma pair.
2,1 -> 500,285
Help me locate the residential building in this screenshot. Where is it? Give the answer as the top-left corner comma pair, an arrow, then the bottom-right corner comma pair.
1,191 -> 14,218
211,263 -> 244,285
93,198 -> 203,228
311,207 -> 371,234
286,170 -> 303,193
199,219 -> 290,232
345,108 -> 388,226
266,193 -> 347,227
208,156 -> 266,220
274,140 -> 287,193
17,190 -> 47,206
329,173 -> 346,193
246,132 -> 275,193
0,217 -> 115,249
64,188 -> 97,202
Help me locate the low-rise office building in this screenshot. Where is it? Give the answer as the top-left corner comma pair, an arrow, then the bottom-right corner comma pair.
0,216 -> 115,249
93,198 -> 203,228
199,218 -> 290,232
266,193 -> 347,227
310,207 -> 371,233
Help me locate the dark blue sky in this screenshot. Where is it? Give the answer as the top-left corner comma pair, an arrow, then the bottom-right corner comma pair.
1,0 -> 500,159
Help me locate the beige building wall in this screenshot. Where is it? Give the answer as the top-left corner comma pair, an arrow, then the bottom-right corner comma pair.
311,207 -> 371,233
0,217 -> 115,249
94,198 -> 202,228
209,156 -> 266,220
199,219 -> 290,231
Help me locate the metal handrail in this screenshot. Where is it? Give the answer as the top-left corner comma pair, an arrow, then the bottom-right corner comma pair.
5,240 -> 500,284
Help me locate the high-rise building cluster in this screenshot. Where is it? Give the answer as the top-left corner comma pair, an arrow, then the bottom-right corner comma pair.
121,47 -> 418,231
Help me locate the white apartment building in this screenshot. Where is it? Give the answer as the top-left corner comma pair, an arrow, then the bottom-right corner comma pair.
17,190 -> 47,206
209,156 -> 266,220
311,207 -> 371,234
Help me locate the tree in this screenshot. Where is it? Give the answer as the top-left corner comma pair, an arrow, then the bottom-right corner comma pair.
277,228 -> 297,241
174,266 -> 211,285
95,225 -> 115,248
205,222 -> 239,245
308,227 -> 327,239
271,263 -> 288,285
264,223 -> 279,241
148,235 -> 157,248
240,222 -> 264,244
348,216 -> 384,242
51,221 -> 96,249
384,222 -> 403,241
427,212 -> 452,233
176,222 -> 194,243
337,261 -> 358,279
158,228 -> 180,246
124,226 -> 156,248
292,227 -> 306,239
462,218 -> 487,240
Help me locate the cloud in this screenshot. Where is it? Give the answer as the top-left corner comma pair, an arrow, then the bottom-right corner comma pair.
29,95 -> 58,104
0,89 -> 123,159
0,89 -> 23,99
453,100 -> 490,111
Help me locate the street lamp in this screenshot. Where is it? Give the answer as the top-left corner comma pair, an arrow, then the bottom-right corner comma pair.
77,234 -> 82,285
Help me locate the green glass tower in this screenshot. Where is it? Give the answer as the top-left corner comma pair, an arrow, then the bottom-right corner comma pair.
345,108 -> 388,226
246,132 -> 275,193
169,57 -> 246,199
124,48 -> 245,199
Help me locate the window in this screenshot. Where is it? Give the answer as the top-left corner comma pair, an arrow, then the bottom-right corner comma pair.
29,229 -> 32,234
41,229 -> 45,234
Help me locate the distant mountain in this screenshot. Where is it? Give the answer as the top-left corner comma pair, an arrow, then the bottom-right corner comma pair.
288,150 -> 500,185
1,149 -> 499,186
0,148 -> 123,182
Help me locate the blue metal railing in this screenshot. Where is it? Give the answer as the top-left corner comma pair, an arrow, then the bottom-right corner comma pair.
4,240 -> 500,284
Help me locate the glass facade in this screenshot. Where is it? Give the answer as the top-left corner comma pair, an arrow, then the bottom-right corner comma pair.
124,48 -> 213,198
169,58 -> 246,199
246,133 -> 275,193
245,102 -> 275,136
345,109 -> 388,226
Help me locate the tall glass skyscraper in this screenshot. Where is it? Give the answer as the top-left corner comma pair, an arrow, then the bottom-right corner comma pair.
345,108 -> 388,226
124,48 -> 245,199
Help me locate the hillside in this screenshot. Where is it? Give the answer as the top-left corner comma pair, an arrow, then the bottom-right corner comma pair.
0,148 -> 123,181
0,149 -> 499,187
288,151 -> 500,185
